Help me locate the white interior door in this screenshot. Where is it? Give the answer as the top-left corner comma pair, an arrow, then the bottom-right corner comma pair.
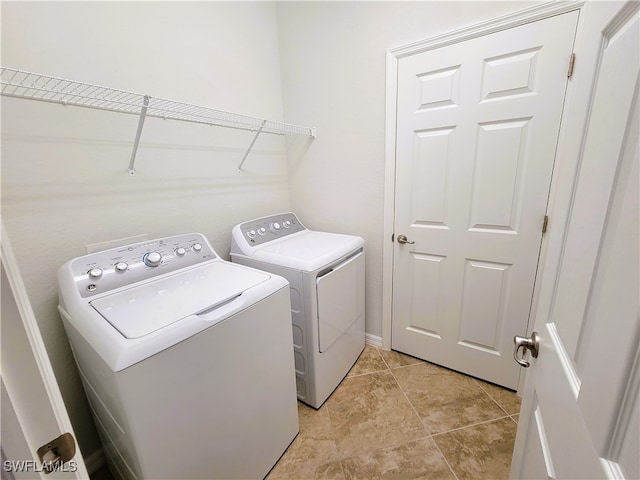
391,12 -> 578,389
511,3 -> 639,477
1,228 -> 88,479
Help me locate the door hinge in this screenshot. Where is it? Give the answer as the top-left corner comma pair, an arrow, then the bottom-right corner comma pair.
542,215 -> 549,234
567,53 -> 576,79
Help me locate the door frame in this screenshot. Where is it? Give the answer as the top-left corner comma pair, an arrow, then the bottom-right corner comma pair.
382,0 -> 591,390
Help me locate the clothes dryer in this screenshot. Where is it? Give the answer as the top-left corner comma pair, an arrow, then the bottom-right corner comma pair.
231,213 -> 365,408
57,233 -> 298,480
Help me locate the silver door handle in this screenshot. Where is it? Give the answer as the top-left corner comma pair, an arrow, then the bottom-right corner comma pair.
397,234 -> 415,245
513,332 -> 539,368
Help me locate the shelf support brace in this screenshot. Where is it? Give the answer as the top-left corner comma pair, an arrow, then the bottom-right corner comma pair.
238,119 -> 267,172
128,95 -> 150,176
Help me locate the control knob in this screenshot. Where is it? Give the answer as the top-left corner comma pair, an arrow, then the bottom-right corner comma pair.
115,262 -> 128,273
257,227 -> 267,236
143,251 -> 163,267
192,243 -> 203,253
270,222 -> 281,232
88,267 -> 103,279
175,247 -> 187,257
283,220 -> 292,228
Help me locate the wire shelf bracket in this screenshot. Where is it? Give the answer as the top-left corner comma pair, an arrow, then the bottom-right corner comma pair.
0,67 -> 317,175
128,95 -> 150,175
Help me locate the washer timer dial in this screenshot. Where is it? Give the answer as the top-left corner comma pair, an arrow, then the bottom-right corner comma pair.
143,251 -> 163,267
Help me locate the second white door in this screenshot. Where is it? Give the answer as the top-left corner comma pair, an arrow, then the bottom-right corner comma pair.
392,11 -> 578,389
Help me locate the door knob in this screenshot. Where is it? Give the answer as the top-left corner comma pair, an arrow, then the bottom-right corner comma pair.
513,332 -> 539,368
397,234 -> 415,245
37,432 -> 76,473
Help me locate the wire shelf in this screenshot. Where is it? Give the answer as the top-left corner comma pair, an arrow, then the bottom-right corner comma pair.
0,67 -> 316,173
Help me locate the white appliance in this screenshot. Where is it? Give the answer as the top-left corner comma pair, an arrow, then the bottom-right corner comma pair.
57,233 -> 298,480
231,213 -> 365,409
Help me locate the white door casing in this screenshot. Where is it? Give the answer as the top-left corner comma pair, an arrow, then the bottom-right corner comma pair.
1,227 -> 89,479
391,10 -> 578,389
511,2 -> 639,478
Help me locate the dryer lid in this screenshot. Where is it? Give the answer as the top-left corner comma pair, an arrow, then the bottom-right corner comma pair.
243,230 -> 364,271
90,261 -> 270,339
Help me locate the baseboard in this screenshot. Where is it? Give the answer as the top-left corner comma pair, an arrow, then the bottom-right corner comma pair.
84,448 -> 106,475
365,333 -> 383,348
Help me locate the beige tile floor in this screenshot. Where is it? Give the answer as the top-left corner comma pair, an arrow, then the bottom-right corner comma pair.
266,345 -> 521,480
91,345 -> 521,480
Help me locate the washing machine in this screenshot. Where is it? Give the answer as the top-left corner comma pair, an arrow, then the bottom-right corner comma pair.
231,213 -> 365,408
57,233 -> 298,480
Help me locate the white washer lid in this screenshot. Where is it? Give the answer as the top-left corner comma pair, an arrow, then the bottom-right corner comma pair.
90,261 -> 270,339
247,230 -> 364,271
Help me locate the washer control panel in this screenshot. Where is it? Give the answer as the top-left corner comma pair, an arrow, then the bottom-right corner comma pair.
237,212 -> 306,247
70,233 -> 216,297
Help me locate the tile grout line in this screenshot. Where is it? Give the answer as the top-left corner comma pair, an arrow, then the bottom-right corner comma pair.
333,364 -> 431,477
472,377 -> 517,418
320,390 -> 343,473
430,436 -> 461,480
336,456 -> 348,480
431,414 -> 516,437
381,352 -> 516,479
386,361 -> 460,480
327,352 -> 405,474
387,368 -> 426,431
374,345 -> 391,369
345,348 -> 459,478
345,346 -> 392,378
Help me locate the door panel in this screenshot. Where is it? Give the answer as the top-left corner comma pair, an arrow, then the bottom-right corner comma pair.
392,12 -> 579,388
470,118 -> 528,231
511,2 -> 639,477
458,259 -> 510,353
1,229 -> 89,479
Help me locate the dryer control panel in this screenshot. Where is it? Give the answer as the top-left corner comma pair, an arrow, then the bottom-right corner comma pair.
235,212 -> 306,247
69,233 -> 217,297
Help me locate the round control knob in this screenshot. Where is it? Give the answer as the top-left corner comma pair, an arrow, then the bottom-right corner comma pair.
88,267 -> 103,279
247,229 -> 257,239
143,251 -> 162,267
192,243 -> 203,253
175,247 -> 187,257
257,227 -> 267,236
115,262 -> 128,273
271,222 -> 281,232
283,220 -> 292,228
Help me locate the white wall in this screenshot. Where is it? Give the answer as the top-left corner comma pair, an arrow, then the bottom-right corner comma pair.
276,1 -> 538,339
1,1 -> 289,458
